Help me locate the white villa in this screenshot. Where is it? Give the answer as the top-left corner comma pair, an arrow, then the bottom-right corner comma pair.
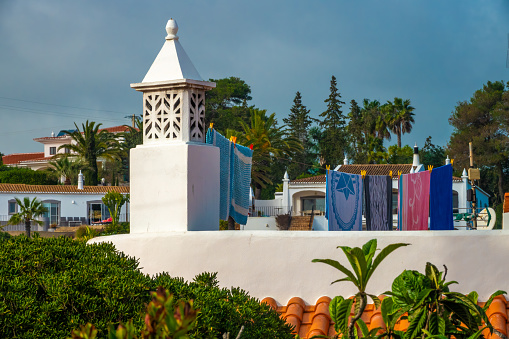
2,125 -> 130,171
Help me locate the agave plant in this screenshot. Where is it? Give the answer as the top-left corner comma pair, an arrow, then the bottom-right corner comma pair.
312,239 -> 409,339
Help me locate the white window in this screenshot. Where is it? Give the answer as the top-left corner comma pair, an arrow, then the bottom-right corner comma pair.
50,147 -> 56,155
42,200 -> 60,225
8,200 -> 17,214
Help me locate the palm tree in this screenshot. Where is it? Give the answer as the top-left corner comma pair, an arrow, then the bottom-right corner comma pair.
59,121 -> 120,186
47,156 -> 85,184
232,108 -> 301,199
385,97 -> 415,148
7,197 -> 48,237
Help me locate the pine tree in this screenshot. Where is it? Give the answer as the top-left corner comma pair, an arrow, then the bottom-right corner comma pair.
283,92 -> 316,178
319,76 -> 347,167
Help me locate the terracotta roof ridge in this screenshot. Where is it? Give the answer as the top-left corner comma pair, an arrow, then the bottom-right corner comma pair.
4,152 -> 44,156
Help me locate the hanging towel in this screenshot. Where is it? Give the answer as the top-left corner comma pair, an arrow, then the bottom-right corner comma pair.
230,143 -> 253,225
326,170 -> 363,231
402,171 -> 431,230
364,175 -> 393,231
206,129 -> 232,220
397,175 -> 404,231
429,164 -> 453,230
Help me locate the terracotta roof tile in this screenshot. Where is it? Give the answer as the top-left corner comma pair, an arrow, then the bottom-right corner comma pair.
98,125 -> 131,133
0,183 -> 129,194
265,295 -> 509,339
2,153 -> 45,165
33,135 -> 70,142
291,164 -> 463,183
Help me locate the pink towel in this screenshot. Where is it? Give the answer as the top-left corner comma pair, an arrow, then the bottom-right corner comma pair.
402,171 -> 430,230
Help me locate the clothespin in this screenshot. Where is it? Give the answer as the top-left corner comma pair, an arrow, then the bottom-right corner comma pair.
209,123 -> 214,129
360,170 -> 366,179
389,171 -> 393,178
398,170 -> 402,177
249,144 -> 253,150
428,165 -> 433,172
451,159 -> 454,166
326,165 -> 330,174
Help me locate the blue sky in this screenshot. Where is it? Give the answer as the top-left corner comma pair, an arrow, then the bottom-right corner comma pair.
1,0 -> 508,156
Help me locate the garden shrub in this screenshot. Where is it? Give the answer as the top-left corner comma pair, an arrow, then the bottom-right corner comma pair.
102,221 -> 130,235
0,236 -> 293,338
0,167 -> 57,185
0,231 -> 11,242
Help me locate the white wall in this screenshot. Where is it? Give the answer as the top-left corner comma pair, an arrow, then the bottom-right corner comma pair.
91,230 -> 508,304
0,192 -> 128,221
244,217 -> 278,230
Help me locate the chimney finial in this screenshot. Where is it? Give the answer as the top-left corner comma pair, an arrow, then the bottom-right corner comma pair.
165,18 -> 179,40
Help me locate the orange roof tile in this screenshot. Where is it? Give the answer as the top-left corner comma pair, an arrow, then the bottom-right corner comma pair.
0,183 -> 129,194
264,295 -> 509,339
98,125 -> 132,133
2,153 -> 45,165
504,193 -> 509,213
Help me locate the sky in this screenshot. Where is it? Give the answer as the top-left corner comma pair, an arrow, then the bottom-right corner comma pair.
0,0 -> 508,156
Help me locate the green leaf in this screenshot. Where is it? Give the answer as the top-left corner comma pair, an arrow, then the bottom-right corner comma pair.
357,318 -> 370,337
404,308 -> 426,339
312,258 -> 359,286
368,294 -> 381,310
362,239 -> 377,269
329,296 -> 345,325
337,298 -> 354,336
482,290 -> 506,311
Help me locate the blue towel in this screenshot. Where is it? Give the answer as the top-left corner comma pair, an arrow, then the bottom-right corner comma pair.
230,143 -> 253,225
364,175 -> 392,231
206,129 -> 232,220
326,170 -> 363,231
429,164 -> 453,230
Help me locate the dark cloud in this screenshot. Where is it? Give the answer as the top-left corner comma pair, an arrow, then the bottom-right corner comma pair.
1,0 -> 508,155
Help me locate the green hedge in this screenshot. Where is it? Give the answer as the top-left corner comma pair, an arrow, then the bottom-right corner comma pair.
0,235 -> 293,338
0,167 -> 57,185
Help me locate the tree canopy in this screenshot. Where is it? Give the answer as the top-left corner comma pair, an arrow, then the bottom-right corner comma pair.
448,80 -> 509,203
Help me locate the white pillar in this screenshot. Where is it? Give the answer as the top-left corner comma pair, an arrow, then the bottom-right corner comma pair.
282,171 -> 290,214
129,19 -> 219,233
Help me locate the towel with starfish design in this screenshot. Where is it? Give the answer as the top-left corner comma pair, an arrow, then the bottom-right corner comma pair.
326,170 -> 363,231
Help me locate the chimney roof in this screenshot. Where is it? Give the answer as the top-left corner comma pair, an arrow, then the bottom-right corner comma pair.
141,19 -> 204,83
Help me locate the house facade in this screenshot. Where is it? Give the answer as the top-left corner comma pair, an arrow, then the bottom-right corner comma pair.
0,183 -> 129,231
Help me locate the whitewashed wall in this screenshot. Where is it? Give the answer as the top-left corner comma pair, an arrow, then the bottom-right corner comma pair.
91,230 -> 507,304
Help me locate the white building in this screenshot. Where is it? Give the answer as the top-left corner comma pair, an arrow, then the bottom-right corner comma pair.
3,125 -> 131,171
0,183 -> 129,231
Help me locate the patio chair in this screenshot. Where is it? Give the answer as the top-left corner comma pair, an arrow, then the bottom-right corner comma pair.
60,217 -> 68,227
80,217 -> 87,225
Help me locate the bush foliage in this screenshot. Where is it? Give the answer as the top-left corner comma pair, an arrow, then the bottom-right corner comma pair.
0,166 -> 57,185
0,235 -> 293,338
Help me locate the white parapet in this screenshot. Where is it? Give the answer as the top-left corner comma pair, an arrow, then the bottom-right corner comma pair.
130,142 -> 220,232
91,230 -> 509,303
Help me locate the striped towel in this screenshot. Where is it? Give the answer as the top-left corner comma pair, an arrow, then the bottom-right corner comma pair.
326,170 -> 363,231
429,164 -> 453,230
205,129 -> 232,220
364,175 -> 392,231
230,143 -> 253,225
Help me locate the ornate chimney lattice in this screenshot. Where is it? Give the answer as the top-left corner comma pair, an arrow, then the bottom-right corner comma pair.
189,90 -> 205,142
143,90 -> 182,142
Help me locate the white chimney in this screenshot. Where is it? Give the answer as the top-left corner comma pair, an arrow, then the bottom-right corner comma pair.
445,155 -> 451,165
78,170 -> 84,190
412,143 -> 420,167
343,156 -> 348,165
51,131 -> 55,137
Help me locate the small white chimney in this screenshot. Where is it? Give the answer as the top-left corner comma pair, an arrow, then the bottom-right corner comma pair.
78,170 -> 84,190
445,155 -> 451,165
343,156 -> 348,165
51,131 -> 55,137
412,143 -> 420,167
